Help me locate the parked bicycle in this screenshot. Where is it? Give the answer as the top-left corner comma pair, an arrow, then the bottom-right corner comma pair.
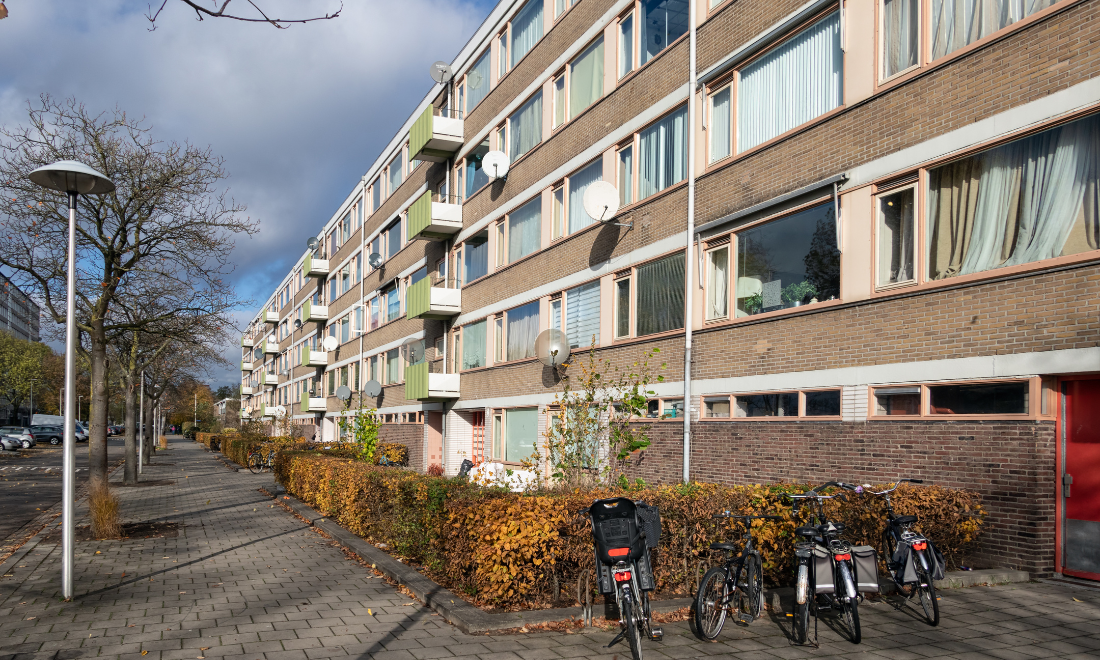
788,482 -> 876,645
247,444 -> 276,474
866,479 -> 943,626
580,497 -> 663,660
694,513 -> 782,639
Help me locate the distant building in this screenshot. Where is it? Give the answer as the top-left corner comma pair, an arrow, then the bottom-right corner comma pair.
0,273 -> 40,343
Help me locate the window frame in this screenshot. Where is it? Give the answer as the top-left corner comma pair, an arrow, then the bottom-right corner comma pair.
703,241 -> 731,322
868,378 -> 1044,421
873,180 -> 919,291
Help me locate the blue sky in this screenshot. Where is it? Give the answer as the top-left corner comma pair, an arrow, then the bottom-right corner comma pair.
0,0 -> 497,389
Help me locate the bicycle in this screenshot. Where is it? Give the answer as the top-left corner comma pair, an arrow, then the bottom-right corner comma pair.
694,513 -> 782,639
788,482 -> 864,645
865,479 -> 941,626
580,497 -> 663,660
247,444 -> 276,474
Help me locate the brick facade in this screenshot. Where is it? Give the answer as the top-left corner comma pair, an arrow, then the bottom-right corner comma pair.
379,423 -> 425,472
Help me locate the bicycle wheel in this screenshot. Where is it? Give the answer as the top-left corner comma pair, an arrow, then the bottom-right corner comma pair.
247,452 -> 263,474
694,566 -> 729,640
621,595 -> 643,660
840,596 -> 861,644
738,554 -> 763,621
914,554 -> 940,626
794,598 -> 810,644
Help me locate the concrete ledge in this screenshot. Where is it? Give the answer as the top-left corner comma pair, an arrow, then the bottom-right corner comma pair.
935,568 -> 1029,589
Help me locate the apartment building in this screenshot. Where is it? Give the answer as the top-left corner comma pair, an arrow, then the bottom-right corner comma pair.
241,0 -> 1100,579
0,272 -> 41,343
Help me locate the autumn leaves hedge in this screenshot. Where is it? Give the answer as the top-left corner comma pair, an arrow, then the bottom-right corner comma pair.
275,452 -> 985,611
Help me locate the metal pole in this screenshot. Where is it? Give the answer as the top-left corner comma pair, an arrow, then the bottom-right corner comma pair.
194,392 -> 197,432
683,0 -> 698,484
138,370 -> 144,474
28,380 -> 35,426
62,191 -> 77,600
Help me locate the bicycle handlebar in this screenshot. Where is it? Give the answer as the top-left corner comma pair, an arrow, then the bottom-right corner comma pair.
862,478 -> 930,496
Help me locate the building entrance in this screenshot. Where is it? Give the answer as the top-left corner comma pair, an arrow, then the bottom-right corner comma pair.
1064,379 -> 1100,580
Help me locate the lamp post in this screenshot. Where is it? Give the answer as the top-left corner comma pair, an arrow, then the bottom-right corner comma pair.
28,160 -> 115,601
28,379 -> 37,426
77,395 -> 83,423
138,370 -> 144,474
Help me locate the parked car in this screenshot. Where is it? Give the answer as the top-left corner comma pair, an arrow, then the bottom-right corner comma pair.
30,425 -> 64,445
0,427 -> 36,450
74,423 -> 88,442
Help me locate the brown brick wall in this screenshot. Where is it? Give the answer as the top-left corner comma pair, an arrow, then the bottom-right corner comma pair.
628,419 -> 1057,576
380,423 -> 424,472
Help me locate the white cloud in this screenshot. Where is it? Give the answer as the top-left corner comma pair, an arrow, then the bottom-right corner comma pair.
0,0 -> 494,386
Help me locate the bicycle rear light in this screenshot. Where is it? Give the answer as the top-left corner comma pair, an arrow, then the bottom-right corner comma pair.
614,571 -> 632,582
834,553 -> 851,561
912,542 -> 927,551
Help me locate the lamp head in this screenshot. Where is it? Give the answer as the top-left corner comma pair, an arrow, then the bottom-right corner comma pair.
28,160 -> 115,195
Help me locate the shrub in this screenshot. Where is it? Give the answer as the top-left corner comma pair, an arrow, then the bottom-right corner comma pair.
275,454 -> 985,610
88,481 -> 121,539
221,434 -> 306,467
195,432 -> 222,450
376,442 -> 408,466
427,463 -> 444,477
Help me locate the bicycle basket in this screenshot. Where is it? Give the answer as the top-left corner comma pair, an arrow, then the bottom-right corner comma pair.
636,502 -> 661,549
589,497 -> 645,566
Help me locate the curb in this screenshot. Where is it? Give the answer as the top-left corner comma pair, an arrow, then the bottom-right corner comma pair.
264,491 -> 691,634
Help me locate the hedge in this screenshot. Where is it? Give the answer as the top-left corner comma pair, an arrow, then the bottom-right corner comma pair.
195,432 -> 222,450
275,453 -> 985,610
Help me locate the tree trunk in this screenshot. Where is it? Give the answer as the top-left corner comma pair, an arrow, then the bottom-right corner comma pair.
88,324 -> 110,488
123,374 -> 137,484
142,388 -> 152,465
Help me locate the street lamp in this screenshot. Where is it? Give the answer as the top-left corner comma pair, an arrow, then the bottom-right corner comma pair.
28,379 -> 37,426
28,160 -> 114,601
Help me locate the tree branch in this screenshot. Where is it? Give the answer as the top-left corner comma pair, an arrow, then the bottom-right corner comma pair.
146,0 -> 342,30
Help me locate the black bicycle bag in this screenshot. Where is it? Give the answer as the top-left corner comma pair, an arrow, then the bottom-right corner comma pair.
850,545 -> 880,593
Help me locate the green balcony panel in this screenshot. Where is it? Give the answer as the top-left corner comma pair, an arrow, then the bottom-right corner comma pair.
409,105 -> 464,163
407,190 -> 462,242
405,361 -> 460,401
406,277 -> 461,320
300,391 -> 326,413
300,348 -> 327,367
304,253 -> 329,278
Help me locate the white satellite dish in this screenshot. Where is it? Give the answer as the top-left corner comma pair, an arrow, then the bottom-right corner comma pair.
534,328 -> 571,367
245,406 -> 253,414
363,380 -> 382,397
306,237 -> 319,252
322,335 -> 339,352
274,405 -> 286,416
401,337 -> 426,364
430,61 -> 453,84
482,151 -> 509,181
368,252 -> 383,269
583,181 -> 621,224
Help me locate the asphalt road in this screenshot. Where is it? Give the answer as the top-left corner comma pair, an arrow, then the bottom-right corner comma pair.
0,436 -> 127,543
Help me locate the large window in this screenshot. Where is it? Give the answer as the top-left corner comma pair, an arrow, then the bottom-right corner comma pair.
505,408 -> 538,462
511,0 -> 544,66
466,50 -> 492,112
387,153 -> 403,196
737,11 -> 842,152
882,0 -> 919,78
463,231 -> 489,284
735,202 -> 839,316
509,91 -> 543,162
384,284 -> 401,323
371,176 -> 381,212
569,37 -> 605,119
705,244 -> 729,320
641,0 -> 689,65
636,252 -> 685,336
638,105 -> 688,199
465,139 -> 491,199
931,0 -> 1056,60
872,379 -> 1034,417
508,197 -> 542,262
462,320 -> 487,370
506,301 -> 540,362
703,389 -> 841,418
567,160 -> 604,233
926,113 -> 1100,281
709,86 -> 732,163
565,281 -> 600,349
618,13 -> 634,79
877,185 -> 915,286
385,220 -> 402,259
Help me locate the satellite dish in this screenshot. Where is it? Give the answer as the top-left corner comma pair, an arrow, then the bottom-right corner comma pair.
294,319 -> 302,330
245,406 -> 253,414
253,347 -> 262,360
322,335 -> 339,352
368,252 -> 383,269
482,151 -> 509,181
534,328 -> 571,367
583,181 -> 621,223
335,385 -> 352,403
363,380 -> 382,397
401,337 -> 426,364
306,237 -> 319,252
274,405 -> 286,416
430,61 -> 453,84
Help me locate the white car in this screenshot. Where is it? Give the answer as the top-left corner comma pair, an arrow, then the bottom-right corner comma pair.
0,427 -> 36,450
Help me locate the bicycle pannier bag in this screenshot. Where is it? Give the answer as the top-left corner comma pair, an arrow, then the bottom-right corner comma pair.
850,545 -> 880,593
812,546 -> 835,594
891,541 -> 919,583
927,540 -> 946,581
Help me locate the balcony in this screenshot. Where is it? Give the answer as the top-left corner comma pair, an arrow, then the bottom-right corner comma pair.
241,360 -> 253,372
259,371 -> 280,388
405,362 -> 459,401
263,338 -> 279,354
304,252 -> 329,278
409,105 -> 463,163
300,348 -> 327,368
300,392 -> 326,413
407,191 -> 462,242
241,336 -> 254,348
304,300 -> 328,323
240,407 -> 252,419
241,386 -> 254,396
406,277 -> 461,320
263,310 -> 279,324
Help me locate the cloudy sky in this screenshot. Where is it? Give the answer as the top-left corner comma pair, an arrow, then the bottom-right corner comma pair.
0,0 -> 496,389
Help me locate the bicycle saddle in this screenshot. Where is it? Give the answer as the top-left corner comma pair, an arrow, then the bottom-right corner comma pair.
795,526 -> 818,538
710,542 -> 738,551
893,515 -> 917,525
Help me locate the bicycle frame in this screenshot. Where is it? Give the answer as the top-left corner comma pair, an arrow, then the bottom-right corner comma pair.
871,480 -> 934,584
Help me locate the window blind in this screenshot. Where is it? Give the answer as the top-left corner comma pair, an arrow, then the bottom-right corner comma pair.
568,160 -> 603,233
510,92 -> 543,162
636,252 -> 685,336
508,197 -> 542,262
566,281 -> 600,349
511,0 -> 544,66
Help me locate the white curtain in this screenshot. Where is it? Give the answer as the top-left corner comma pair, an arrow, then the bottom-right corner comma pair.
467,50 -> 492,111
570,37 -> 605,119
510,91 -> 543,162
509,197 -> 542,261
931,0 -> 1056,60
511,0 -> 544,67
568,160 -> 603,233
506,301 -> 540,361
636,252 -> 685,336
738,11 -> 842,152
566,281 -> 600,349
707,248 -> 729,319
883,0 -> 919,77
462,320 -> 487,369
639,105 -> 687,199
927,114 -> 1100,280
709,87 -> 731,162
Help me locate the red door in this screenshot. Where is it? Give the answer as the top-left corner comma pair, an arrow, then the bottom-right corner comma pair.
426,412 -> 443,472
1064,380 -> 1100,580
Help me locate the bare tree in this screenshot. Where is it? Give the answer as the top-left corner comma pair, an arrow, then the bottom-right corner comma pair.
0,95 -> 258,489
146,0 -> 342,29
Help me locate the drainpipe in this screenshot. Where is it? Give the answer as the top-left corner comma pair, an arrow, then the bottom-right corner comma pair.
682,0 -> 698,484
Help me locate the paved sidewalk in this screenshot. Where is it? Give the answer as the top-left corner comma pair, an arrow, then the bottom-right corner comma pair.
1,438 -> 1098,660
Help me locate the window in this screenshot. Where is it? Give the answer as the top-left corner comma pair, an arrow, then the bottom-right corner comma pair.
385,284 -> 401,323
738,11 -> 842,152
498,32 -> 509,79
340,316 -> 350,343
927,113 -> 1100,281
466,50 -> 492,111
509,92 -> 543,162
328,277 -> 337,301
641,0 -> 689,65
495,124 -> 507,153
639,105 -> 688,199
354,306 -> 363,334
565,281 -> 600,349
410,266 -> 427,287
386,220 -> 402,260
505,408 -> 538,461
882,0 -> 919,78
930,382 -> 1028,415
495,315 -> 504,362
341,212 -> 351,243
705,245 -> 729,320
619,13 -> 634,78
931,0 -> 1055,60
371,176 -> 381,211
614,276 -> 631,338
877,185 -> 915,286
736,392 -> 798,417
553,74 -> 566,128
463,231 -> 489,284
386,348 -> 400,385
506,301 -> 539,362
549,296 -> 562,331
735,202 -> 839,316
569,37 -> 604,119
874,386 -> 921,415
387,154 -> 403,196
555,0 -> 572,18
508,197 -> 542,262
462,320 -> 487,370
804,390 -> 841,416
340,265 -> 350,294
708,86 -> 732,163
636,252 -> 685,336
511,0 -> 543,66
369,296 -> 380,330
465,139 -> 491,198
567,160 -> 603,233
646,398 -> 683,419
551,185 -> 565,239
704,397 -> 730,418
